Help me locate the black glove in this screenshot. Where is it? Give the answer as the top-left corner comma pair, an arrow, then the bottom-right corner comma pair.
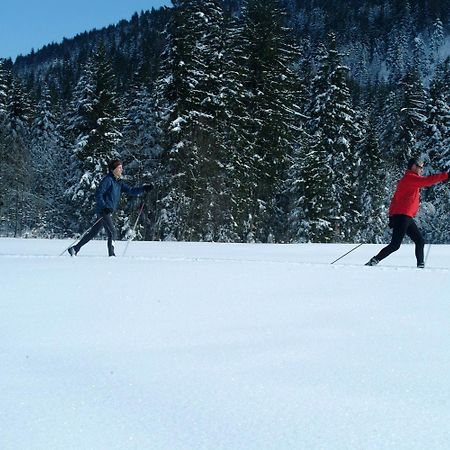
143,184 -> 153,192
101,207 -> 113,215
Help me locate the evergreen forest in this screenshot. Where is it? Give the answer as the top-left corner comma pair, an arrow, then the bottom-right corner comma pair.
1,0 -> 450,243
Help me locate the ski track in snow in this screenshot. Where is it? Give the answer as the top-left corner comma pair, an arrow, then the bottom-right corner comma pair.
2,239 -> 450,272
2,252 -> 450,272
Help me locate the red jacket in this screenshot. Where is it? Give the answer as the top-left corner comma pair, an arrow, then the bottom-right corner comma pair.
389,170 -> 449,217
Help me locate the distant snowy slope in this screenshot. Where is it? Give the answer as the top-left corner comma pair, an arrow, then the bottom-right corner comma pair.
2,238 -> 450,450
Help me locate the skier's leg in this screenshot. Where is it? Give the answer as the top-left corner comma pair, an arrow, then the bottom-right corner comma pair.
406,219 -> 425,266
373,215 -> 410,262
102,214 -> 117,257
73,217 -> 103,254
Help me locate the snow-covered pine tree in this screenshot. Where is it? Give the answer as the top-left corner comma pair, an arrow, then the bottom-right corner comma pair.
235,0 -> 303,242
305,34 -> 362,242
392,66 -> 428,167
286,131 -> 310,242
156,0 -> 229,241
0,59 -> 10,234
301,130 -> 335,242
0,59 -> 7,118
189,0 -> 236,241
29,84 -> 67,236
417,57 -> 450,242
412,36 -> 428,80
118,83 -> 163,240
65,46 -> 123,232
425,57 -> 450,167
0,70 -> 33,237
386,0 -> 417,84
378,87 -> 400,160
155,0 -> 195,241
285,42 -> 312,243
430,18 -> 445,63
217,10 -> 256,242
356,113 -> 387,243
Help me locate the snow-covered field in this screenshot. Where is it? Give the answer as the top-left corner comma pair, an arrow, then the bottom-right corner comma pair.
2,238 -> 450,450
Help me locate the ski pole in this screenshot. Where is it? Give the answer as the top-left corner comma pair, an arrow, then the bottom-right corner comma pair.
330,243 -> 363,264
425,242 -> 432,265
122,196 -> 147,257
59,216 -> 103,256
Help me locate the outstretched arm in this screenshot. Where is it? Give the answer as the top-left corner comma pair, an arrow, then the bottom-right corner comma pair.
120,181 -> 146,197
410,172 -> 449,188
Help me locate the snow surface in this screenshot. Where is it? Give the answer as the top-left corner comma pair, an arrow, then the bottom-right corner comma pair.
2,238 -> 450,450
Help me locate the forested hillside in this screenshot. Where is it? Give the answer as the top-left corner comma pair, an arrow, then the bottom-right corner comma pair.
1,0 -> 449,243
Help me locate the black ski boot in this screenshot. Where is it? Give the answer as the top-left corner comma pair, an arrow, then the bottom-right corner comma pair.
365,257 -> 379,266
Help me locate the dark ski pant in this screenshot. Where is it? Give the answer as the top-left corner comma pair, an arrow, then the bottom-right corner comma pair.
374,214 -> 424,265
74,213 -> 117,256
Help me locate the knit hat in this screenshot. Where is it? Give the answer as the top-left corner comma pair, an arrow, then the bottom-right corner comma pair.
108,159 -> 122,171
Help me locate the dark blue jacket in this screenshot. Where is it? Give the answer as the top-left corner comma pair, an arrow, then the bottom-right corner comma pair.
95,172 -> 144,215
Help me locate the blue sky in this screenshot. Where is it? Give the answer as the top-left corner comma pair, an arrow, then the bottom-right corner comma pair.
0,0 -> 171,61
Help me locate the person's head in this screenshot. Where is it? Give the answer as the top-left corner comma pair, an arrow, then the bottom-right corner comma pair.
407,157 -> 424,174
108,159 -> 123,178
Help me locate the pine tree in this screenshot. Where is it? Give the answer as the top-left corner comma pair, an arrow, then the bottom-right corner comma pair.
0,59 -> 8,118
29,84 -> 67,236
65,46 -> 123,231
286,131 -> 311,243
430,18 -> 444,63
412,36 -> 427,80
417,57 -> 450,243
0,59 -> 10,233
357,114 -> 387,243
393,66 -> 428,167
118,84 -> 163,240
233,0 -> 303,242
426,57 -> 450,167
301,131 -> 335,242
156,0 -> 229,241
386,1 -> 414,83
0,72 -> 33,236
219,11 -> 256,242
304,34 -> 362,242
285,44 -> 311,243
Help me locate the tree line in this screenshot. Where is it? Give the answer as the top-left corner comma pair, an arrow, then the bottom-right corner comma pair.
1,0 -> 449,243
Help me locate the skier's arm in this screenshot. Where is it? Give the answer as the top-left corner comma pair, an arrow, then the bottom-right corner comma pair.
120,181 -> 145,197
409,172 -> 449,188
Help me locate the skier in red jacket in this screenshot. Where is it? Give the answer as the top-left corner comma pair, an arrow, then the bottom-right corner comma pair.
366,157 -> 449,268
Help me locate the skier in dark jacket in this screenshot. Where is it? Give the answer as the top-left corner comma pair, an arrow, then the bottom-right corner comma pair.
68,160 -> 152,257
365,157 -> 449,268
